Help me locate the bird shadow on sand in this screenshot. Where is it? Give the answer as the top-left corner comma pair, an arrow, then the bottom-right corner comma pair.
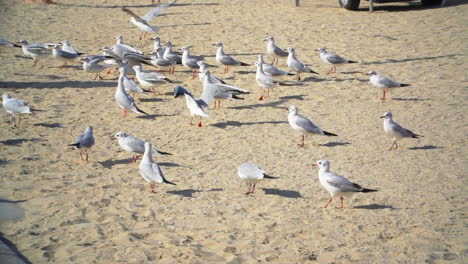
98,158 -> 132,169
211,120 -> 288,129
301,77 -> 328,83
353,204 -> 397,210
33,123 -> 63,128
340,71 -> 367,75
408,145 -> 444,150
228,99 -> 288,110
0,81 -> 116,89
0,198 -> 28,204
319,141 -> 351,147
167,189 -> 201,198
0,235 -> 32,264
0,138 -> 45,146
362,54 -> 460,65
13,72 -> 67,80
278,94 -> 307,100
136,113 -> 177,120
330,77 -> 369,82
262,188 -> 302,198
354,2 -> 466,12
158,162 -> 182,167
0,159 -> 10,166
138,98 -> 166,103
392,98 -> 431,102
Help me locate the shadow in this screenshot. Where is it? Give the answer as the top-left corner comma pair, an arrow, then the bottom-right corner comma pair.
354,204 -> 396,210
33,123 -> 63,128
60,2 -> 220,8
319,141 -> 351,147
211,120 -> 288,129
362,54 -> 460,65
0,81 -> 116,89
408,145 -> 444,150
158,162 -> 181,167
236,70 -> 256,75
392,98 -> 431,101
161,22 -> 211,28
340,71 -> 367,75
139,98 -> 165,103
301,77 -> 328,83
331,78 -> 369,82
0,159 -> 10,166
0,234 -> 32,264
0,199 -> 28,204
98,158 -> 132,169
167,189 -> 201,198
228,99 -> 288,110
136,113 -> 177,120
0,138 -> 45,146
354,1 -> 465,12
262,188 -> 302,198
13,72 -> 67,80
208,188 -> 224,192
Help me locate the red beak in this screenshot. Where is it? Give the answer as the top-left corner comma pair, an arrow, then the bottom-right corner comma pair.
312,163 -> 318,166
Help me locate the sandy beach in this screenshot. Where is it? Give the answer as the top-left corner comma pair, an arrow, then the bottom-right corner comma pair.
0,0 -> 467,263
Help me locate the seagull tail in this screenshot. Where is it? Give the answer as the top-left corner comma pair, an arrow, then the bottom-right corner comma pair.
68,143 -> 80,149
240,62 -> 250,66
323,130 -> 338,137
163,78 -> 173,83
309,69 -> 319,75
135,106 -> 150,115
263,174 -> 279,179
348,60 -> 358,64
287,72 -> 295,76
361,188 -> 378,193
400,84 -> 411,87
162,178 -> 176,185
157,150 -> 173,155
232,94 -> 244,100
412,134 -> 422,138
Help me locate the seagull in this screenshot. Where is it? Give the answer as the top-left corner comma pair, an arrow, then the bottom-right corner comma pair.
288,105 -> 337,147
81,55 -> 115,80
68,126 -> 95,162
213,42 -> 250,74
0,37 -> 20,47
120,67 -> 150,99
163,41 -> 182,65
140,142 -> 176,192
238,163 -> 278,195
197,61 -> 224,84
313,159 -> 377,208
255,61 -> 277,101
133,65 -> 172,94
381,112 -> 421,151
150,49 -> 176,73
18,40 -> 53,67
264,35 -> 288,65
200,70 -> 250,109
52,45 -> 82,68
181,45 -> 205,79
317,47 -> 357,75
113,35 -> 144,57
122,1 -> 176,40
61,40 -> 79,55
2,94 -> 34,127
258,55 -> 294,77
111,131 -> 172,165
287,47 -> 318,81
151,36 -> 164,54
368,71 -> 410,100
115,67 -> 150,117
173,85 -> 209,127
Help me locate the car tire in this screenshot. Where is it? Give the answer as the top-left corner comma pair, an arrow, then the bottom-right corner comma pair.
421,0 -> 442,5
338,0 -> 361,10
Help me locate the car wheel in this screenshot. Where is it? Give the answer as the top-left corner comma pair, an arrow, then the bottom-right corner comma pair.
421,0 -> 442,5
338,0 -> 361,10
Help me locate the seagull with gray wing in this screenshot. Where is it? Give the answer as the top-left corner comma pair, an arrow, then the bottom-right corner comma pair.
68,126 -> 95,162
317,47 -> 357,75
381,112 -> 421,150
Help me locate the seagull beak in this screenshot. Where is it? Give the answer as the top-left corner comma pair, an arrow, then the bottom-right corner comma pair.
380,116 -> 385,118
312,163 -> 318,167
110,136 -> 116,140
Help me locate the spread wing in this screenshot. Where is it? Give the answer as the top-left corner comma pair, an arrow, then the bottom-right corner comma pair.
142,0 -> 176,22
122,8 -> 146,24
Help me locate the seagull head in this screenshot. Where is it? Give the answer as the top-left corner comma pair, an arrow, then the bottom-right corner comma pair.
213,42 -> 223,47
367,71 -> 377,76
2,94 -> 12,101
132,65 -> 142,72
264,35 -> 274,42
144,142 -> 152,151
18,40 -> 28,45
380,111 -> 392,119
85,126 -> 93,133
287,47 -> 295,54
111,131 -> 128,140
312,160 -> 330,171
317,47 -> 327,53
61,40 -> 70,46
165,41 -> 174,48
288,105 -> 298,114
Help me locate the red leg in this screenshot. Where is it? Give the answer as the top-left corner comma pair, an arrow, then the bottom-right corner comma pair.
298,135 -> 305,147
380,90 -> 386,100
150,182 -> 156,193
79,150 -> 84,161
322,197 -> 333,208
85,150 -> 89,162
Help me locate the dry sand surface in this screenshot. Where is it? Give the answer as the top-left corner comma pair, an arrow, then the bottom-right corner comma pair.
0,0 -> 467,263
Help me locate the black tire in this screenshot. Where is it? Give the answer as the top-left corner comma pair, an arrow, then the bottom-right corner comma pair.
421,0 -> 442,5
338,0 -> 361,10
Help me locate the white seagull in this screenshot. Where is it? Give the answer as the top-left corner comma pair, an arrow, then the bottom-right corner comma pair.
238,163 -> 278,195
317,47 -> 357,75
68,126 -> 95,162
139,142 -> 176,192
115,68 -> 150,117
288,105 -> 337,147
81,55 -> 114,80
173,86 -> 209,127
313,159 -> 377,208
61,40 -> 79,55
258,55 -> 294,77
52,45 -> 82,68
255,61 -> 277,101
133,65 -> 172,94
2,94 -> 34,127
213,42 -> 250,74
368,71 -> 410,100
112,131 -> 172,165
201,70 -> 250,109
18,40 -> 53,67
264,35 -> 288,65
287,47 -> 319,81
181,45 -> 205,79
381,112 -> 421,151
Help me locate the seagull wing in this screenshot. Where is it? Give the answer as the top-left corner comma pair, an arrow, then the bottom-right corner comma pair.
142,0 -> 176,22
122,8 -> 147,23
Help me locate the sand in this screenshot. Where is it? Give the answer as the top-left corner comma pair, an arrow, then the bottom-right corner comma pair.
0,0 -> 467,263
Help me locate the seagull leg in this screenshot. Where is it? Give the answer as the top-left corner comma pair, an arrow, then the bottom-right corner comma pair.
18,115 -> 22,126
150,182 -> 156,193
32,59 -> 38,67
97,72 -> 103,80
326,66 -> 333,75
336,197 -> 344,208
11,114 -> 17,127
388,140 -> 397,151
85,149 -> 89,162
380,90 -> 386,100
251,184 -> 256,194
143,32 -> 147,39
189,117 -> 194,125
322,197 -> 333,208
79,150 -> 84,161
298,135 -> 305,147
198,117 -> 203,127
332,66 -> 337,74
245,183 -> 252,195
296,72 -> 301,81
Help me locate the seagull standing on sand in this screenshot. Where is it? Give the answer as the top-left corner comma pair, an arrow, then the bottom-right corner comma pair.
181,46 -> 204,79
150,49 -> 176,73
133,65 -> 172,94
381,112 -> 421,151
265,36 -> 288,65
201,70 -> 250,109
112,131 -> 172,165
313,160 -> 377,208
173,86 -> 209,127
317,47 -> 357,75
61,40 -> 79,55
238,163 -> 278,195
368,71 -> 410,100
140,142 -> 176,192
287,47 -> 318,81
288,105 -> 337,147
2,94 -> 34,127
113,35 -> 143,56
255,61 -> 277,101
122,1 -> 176,40
52,45 -> 82,68
81,55 -> 114,80
68,126 -> 95,162
163,41 -> 182,65
19,40 -> 52,67
213,42 -> 250,74
258,55 -> 294,77
116,67 -> 150,117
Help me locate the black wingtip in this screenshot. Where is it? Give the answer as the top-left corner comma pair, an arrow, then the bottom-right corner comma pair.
240,62 -> 250,66
136,106 -> 150,116
163,178 -> 176,185
158,151 -> 173,155
400,84 -> 411,87
348,60 -> 358,64
263,174 -> 279,179
68,143 -> 80,148
232,94 -> 245,100
323,131 -> 338,137
287,73 -> 295,76
164,78 -> 173,83
361,188 -> 378,193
